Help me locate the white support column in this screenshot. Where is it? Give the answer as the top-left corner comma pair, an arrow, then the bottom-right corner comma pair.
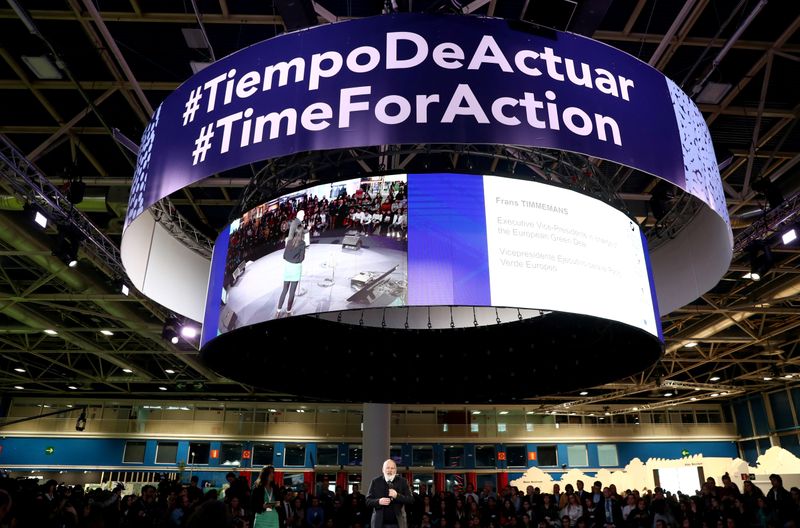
362,403 -> 391,487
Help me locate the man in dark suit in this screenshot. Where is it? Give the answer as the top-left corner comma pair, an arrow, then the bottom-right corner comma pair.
366,459 -> 414,528
597,487 -> 623,528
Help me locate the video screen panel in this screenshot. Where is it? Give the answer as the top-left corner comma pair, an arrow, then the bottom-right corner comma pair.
202,173 -> 659,346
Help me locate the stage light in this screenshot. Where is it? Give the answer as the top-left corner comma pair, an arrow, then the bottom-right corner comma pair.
709,375 -> 721,382
122,368 -> 133,373
159,386 -> 168,391
579,391 -> 589,396
75,409 -> 87,431
165,369 -> 175,374
180,325 -> 199,339
68,385 -> 77,390
749,242 -> 773,282
684,342 -> 698,348
14,368 -> 25,373
100,330 -> 114,336
43,329 -> 58,335
112,277 -> 131,296
24,203 -> 49,229
783,228 -> 797,245
162,319 -> 180,344
53,224 -> 82,268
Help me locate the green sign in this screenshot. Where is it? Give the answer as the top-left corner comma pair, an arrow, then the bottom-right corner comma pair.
681,449 -> 690,457
44,446 -> 55,455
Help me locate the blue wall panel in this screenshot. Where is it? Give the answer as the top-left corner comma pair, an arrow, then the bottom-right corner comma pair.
770,391 -> 794,431
615,441 -> 737,462
0,437 -> 124,466
733,401 -> 754,437
750,397 -> 770,436
0,438 -> 739,473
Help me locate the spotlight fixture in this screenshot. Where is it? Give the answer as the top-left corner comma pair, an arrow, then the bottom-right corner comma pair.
748,242 -> 774,281
783,228 -> 798,245
52,224 -> 83,268
162,318 -> 180,345
180,325 -> 199,339
75,409 -> 87,431
23,203 -> 48,229
112,277 -> 131,296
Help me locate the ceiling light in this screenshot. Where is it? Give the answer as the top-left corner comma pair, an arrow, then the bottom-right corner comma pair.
526,411 -> 535,415
68,385 -> 78,390
471,410 -> 481,415
785,374 -> 793,379
21,55 -> 63,80
690,397 -> 697,401
783,228 -> 798,245
158,386 -> 168,391
165,369 -> 175,374
721,392 -> 728,395
684,342 -> 698,348
709,376 -> 721,382
100,330 -> 114,336
749,242 -> 773,282
180,325 -> 199,339
14,385 -> 24,390
664,392 -> 673,397
268,408 -> 278,413
43,329 -> 58,335
121,284 -> 130,296
181,28 -> 208,49
695,82 -> 732,105
632,407 -> 639,411
499,410 -> 509,415
14,367 -> 25,373
604,412 -> 611,416
742,272 -> 756,280
588,413 -> 595,416
122,368 -> 133,373
162,319 -> 180,344
34,211 -> 48,229
579,391 -> 588,396
763,375 -> 773,381
296,409 -> 305,413
711,393 -> 720,397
